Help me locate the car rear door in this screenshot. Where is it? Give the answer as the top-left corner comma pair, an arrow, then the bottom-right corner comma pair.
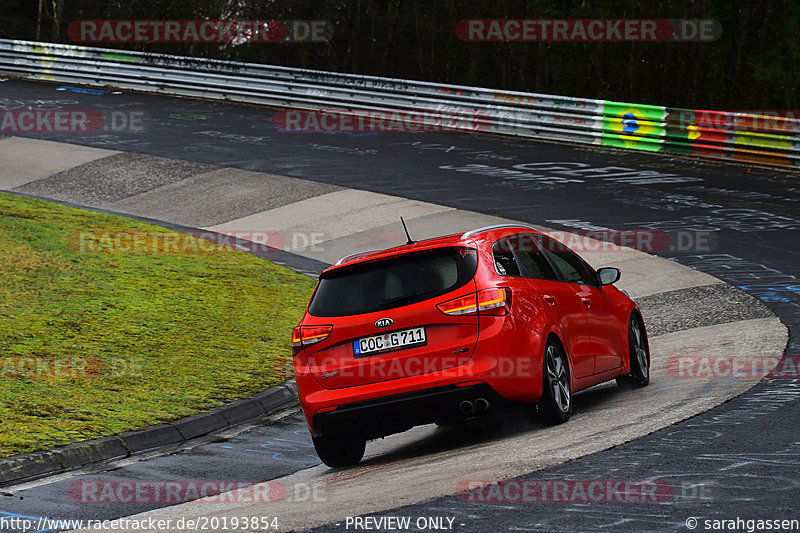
537,235 -> 625,374
505,234 -> 595,379
301,247 -> 480,389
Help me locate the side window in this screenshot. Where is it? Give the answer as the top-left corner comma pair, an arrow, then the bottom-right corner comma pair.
538,235 -> 598,285
492,239 -> 521,276
509,234 -> 559,281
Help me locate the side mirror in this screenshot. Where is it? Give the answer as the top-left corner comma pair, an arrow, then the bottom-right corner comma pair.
597,267 -> 621,286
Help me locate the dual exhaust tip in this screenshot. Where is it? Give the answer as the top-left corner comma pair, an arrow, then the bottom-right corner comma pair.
459,397 -> 490,414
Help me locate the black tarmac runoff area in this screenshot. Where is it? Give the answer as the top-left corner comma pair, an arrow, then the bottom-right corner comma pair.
1,79 -> 798,532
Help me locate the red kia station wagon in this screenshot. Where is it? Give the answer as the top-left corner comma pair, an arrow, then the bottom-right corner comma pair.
291,224 -> 650,467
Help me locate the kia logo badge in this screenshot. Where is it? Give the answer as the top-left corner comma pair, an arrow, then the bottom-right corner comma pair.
375,318 -> 393,329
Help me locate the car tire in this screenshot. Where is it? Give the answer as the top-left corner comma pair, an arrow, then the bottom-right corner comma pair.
312,434 -> 366,467
616,315 -> 650,389
538,340 -> 572,424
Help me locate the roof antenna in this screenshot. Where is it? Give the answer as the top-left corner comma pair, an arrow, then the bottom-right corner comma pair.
400,217 -> 415,245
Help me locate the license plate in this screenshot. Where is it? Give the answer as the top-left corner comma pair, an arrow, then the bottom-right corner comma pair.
353,327 -> 426,357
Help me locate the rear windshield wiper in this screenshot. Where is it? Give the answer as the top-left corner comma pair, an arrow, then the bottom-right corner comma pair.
379,289 -> 440,308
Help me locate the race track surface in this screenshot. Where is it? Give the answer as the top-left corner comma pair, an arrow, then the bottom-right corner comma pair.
0,79 -> 797,532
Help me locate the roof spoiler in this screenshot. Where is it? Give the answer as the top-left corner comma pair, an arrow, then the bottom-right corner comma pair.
461,224 -> 539,240
334,249 -> 380,266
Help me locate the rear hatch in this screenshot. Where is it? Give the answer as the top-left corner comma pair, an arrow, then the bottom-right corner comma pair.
300,246 -> 479,388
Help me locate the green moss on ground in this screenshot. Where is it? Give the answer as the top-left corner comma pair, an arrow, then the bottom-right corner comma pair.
0,192 -> 315,457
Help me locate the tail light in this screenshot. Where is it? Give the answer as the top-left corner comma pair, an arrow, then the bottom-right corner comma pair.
292,325 -> 333,351
477,287 -> 508,313
437,288 -> 510,316
436,294 -> 478,315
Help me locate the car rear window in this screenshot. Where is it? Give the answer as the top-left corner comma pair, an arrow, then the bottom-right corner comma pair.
308,247 -> 478,317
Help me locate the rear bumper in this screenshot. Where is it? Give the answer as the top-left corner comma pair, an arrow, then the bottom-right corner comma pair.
294,314 -> 545,438
312,383 -> 503,439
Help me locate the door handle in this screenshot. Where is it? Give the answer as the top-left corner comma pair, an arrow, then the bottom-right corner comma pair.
581,297 -> 591,307
543,295 -> 556,304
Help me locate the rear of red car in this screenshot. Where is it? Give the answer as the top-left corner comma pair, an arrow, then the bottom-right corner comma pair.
291,232 -> 547,466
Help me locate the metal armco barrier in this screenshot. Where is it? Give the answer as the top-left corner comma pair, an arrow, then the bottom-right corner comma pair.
1,39 -> 798,169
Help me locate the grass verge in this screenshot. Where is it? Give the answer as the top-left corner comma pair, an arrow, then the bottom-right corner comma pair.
0,192 -> 316,457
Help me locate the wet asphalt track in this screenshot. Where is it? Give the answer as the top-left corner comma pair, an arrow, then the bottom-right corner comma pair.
0,79 -> 798,532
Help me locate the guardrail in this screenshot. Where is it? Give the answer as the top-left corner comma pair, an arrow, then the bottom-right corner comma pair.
1,39 -> 798,169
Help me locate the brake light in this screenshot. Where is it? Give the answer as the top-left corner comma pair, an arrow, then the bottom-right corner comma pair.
477,287 -> 508,313
437,294 -> 477,315
292,325 -> 333,348
291,327 -> 303,346
437,288 -> 510,316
